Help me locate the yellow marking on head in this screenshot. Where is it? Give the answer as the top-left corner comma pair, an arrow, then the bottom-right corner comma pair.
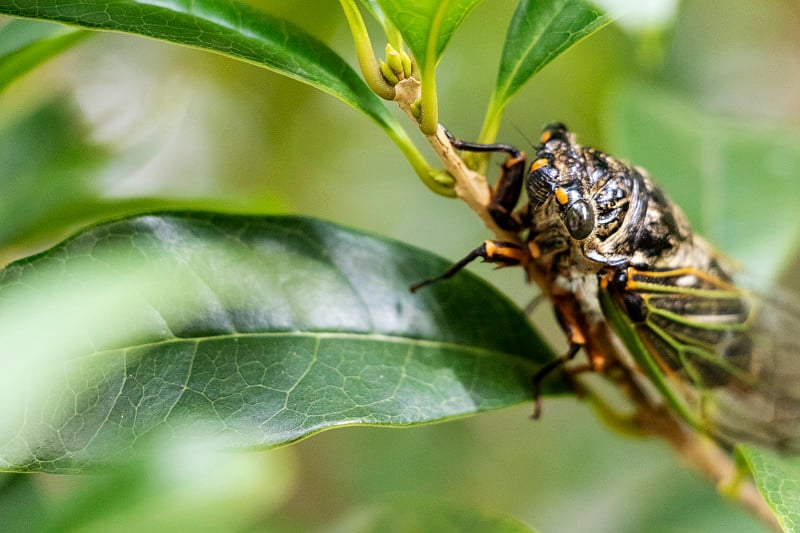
555,187 -> 569,205
540,130 -> 551,143
528,241 -> 541,259
530,158 -> 548,172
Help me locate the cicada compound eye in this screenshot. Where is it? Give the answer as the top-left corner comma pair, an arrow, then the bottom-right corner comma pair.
564,199 -> 595,240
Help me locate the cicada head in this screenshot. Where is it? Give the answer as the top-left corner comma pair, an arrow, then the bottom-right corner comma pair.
525,123 -> 680,269
527,123 -> 596,243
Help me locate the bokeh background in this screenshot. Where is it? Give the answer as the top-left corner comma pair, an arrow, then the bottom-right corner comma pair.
2,0 -> 799,531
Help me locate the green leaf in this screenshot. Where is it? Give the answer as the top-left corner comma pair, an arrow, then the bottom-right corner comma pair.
737,446 -> 800,532
0,0 -> 400,136
0,97 -> 285,255
0,474 -> 47,533
42,438 -> 295,532
0,19 -> 90,91
480,0 -> 610,144
331,497 -> 537,532
376,0 -> 484,133
358,0 -> 386,25
0,98 -> 111,250
605,83 -> 800,280
376,0 -> 482,67
0,98 -> 255,254
0,213 -> 555,473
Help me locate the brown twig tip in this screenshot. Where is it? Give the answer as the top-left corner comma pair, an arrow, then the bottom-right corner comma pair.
634,406 -> 781,532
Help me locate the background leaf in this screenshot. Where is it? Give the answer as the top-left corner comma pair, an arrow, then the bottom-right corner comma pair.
737,446 -> 800,532
0,19 -> 90,91
0,97 -> 274,259
479,0 -> 609,143
376,0 -> 483,69
375,0 -> 484,133
330,497 -> 537,533
0,0 -> 401,136
0,474 -> 46,532
0,213 -> 556,473
604,83 -> 800,279
357,0 -> 386,26
0,440 -> 297,532
0,98 -> 111,250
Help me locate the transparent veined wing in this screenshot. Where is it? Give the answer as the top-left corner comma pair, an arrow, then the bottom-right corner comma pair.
601,264 -> 800,453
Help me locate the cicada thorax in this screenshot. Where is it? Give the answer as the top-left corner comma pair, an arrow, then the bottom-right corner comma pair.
524,124 -> 694,275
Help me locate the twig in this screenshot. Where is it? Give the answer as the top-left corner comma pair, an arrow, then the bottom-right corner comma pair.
636,406 -> 781,532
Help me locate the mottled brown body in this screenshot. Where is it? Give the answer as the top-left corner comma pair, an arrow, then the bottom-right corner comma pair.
423,122 -> 800,452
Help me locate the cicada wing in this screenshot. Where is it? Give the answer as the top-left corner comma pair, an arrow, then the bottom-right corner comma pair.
604,266 -> 800,452
712,288 -> 800,450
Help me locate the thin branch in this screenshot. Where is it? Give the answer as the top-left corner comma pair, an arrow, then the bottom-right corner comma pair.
635,405 -> 781,532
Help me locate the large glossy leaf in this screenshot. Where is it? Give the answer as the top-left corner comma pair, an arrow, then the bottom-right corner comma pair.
737,446 -> 800,532
479,0 -> 609,143
605,83 -> 800,280
0,213 -> 555,473
0,0 -> 400,136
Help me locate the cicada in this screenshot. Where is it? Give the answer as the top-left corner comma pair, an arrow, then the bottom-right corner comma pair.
413,122 -> 800,453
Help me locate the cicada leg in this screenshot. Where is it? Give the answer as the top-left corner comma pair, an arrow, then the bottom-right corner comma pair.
531,342 -> 581,419
444,129 -> 529,231
531,294 -> 615,418
410,240 -> 529,292
410,130 -> 537,292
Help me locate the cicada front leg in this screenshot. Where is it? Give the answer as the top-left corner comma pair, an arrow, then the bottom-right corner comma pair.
409,240 -> 529,292
411,130 -> 532,290
444,129 -> 529,231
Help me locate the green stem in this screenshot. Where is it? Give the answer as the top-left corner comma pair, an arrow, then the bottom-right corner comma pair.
477,93 -> 505,146
468,93 -> 506,173
338,0 -> 395,100
418,1 -> 454,135
386,126 -> 455,197
418,60 -> 438,135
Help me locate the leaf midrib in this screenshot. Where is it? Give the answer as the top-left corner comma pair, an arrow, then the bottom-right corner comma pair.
88,330 -> 541,367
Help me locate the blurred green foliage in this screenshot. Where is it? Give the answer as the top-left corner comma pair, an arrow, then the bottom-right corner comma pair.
1,0 -> 798,531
